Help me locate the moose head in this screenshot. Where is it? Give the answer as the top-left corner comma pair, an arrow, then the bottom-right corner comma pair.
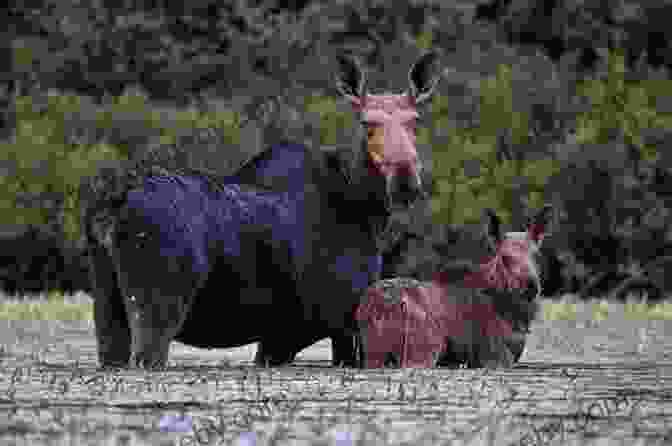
335,52 -> 441,212
454,205 -> 555,301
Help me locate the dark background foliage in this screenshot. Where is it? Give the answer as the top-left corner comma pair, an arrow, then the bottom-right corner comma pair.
0,0 -> 671,300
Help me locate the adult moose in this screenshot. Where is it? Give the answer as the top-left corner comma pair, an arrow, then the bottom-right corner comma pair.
355,205 -> 553,369
83,52 -> 441,369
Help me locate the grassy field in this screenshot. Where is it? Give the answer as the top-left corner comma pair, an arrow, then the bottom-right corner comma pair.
2,290 -> 671,323
0,292 -> 670,445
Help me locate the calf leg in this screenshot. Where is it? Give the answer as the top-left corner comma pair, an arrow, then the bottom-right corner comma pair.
470,335 -> 515,369
436,339 -> 467,368
505,331 -> 528,362
438,327 -> 516,369
88,243 -> 131,368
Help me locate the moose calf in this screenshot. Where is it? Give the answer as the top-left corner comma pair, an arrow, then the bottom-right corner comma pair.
355,205 -> 553,369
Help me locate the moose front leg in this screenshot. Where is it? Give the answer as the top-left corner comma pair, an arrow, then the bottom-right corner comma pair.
109,225 -> 199,370
88,243 -> 131,369
331,334 -> 360,367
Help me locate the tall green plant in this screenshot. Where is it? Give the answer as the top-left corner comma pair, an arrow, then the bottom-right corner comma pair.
431,65 -> 560,226
0,89 -> 242,242
0,93 -> 121,239
575,50 -> 672,161
303,94 -> 355,146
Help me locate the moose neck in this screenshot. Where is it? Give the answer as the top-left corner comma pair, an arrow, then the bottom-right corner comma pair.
353,144 -> 394,247
318,144 -> 393,251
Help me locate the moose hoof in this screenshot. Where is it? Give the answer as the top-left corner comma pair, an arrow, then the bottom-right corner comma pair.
129,352 -> 167,370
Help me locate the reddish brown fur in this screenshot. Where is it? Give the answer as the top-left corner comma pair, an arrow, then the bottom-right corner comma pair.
356,206 -> 553,369
355,279 -> 444,368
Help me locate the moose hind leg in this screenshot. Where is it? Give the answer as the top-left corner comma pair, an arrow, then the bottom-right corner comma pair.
88,243 -> 131,368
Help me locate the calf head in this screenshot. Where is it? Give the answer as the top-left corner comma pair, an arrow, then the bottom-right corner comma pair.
468,205 -> 554,299
334,52 -> 440,212
435,205 -> 554,368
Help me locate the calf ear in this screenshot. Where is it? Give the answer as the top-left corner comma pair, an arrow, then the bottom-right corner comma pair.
527,204 -> 554,245
483,208 -> 502,252
408,51 -> 441,105
335,53 -> 366,105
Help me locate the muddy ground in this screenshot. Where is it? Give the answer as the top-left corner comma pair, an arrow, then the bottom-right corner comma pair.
0,310 -> 671,445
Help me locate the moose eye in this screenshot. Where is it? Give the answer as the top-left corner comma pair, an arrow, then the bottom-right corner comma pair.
362,121 -> 380,137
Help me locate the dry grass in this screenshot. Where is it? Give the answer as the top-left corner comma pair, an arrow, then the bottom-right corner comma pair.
0,292 -> 669,445
1,291 -> 670,323
542,294 -> 672,323
0,290 -> 93,321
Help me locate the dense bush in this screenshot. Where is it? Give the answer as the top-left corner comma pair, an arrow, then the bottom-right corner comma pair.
0,225 -> 90,296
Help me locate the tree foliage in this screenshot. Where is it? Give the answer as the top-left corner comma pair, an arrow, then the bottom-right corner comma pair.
430,64 -> 561,227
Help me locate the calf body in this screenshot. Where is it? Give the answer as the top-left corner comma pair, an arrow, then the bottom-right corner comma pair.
355,278 -> 445,368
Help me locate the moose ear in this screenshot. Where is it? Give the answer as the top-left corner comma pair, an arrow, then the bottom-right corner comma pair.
408,51 -> 440,105
483,208 -> 503,252
335,53 -> 366,105
526,204 -> 554,245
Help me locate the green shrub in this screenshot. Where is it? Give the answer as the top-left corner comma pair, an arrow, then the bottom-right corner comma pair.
431,65 -> 560,225
1,89 -> 241,242
303,94 -> 355,146
575,50 -> 672,161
